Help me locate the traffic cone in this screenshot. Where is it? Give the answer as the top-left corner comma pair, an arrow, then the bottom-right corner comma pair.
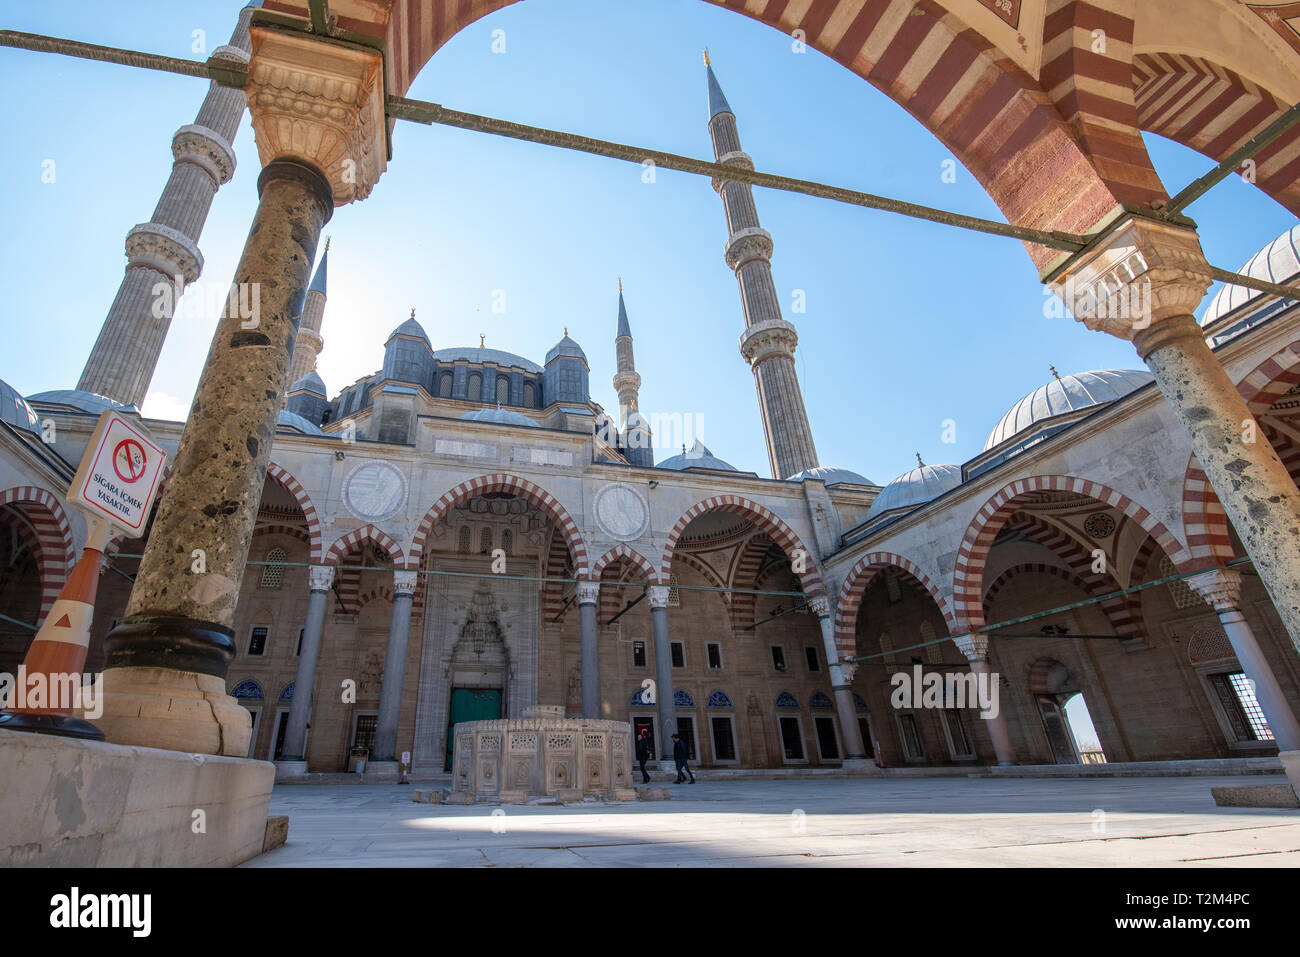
0,524 -> 107,740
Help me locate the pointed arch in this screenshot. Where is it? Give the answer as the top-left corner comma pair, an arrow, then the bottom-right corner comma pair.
834,551 -> 956,659
325,524 -> 404,567
590,544 -> 659,582
266,461 -> 323,564
0,486 -> 75,622
411,473 -> 588,577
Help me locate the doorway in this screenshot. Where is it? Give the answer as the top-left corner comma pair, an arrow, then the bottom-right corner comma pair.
444,687 -> 502,771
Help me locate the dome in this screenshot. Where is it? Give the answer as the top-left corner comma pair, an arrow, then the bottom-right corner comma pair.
459,406 -> 540,428
27,389 -> 132,415
1202,224 -> 1300,326
545,334 -> 586,365
289,371 -> 327,395
984,369 -> 1154,451
276,410 -> 323,435
432,347 -> 542,374
387,317 -> 431,347
866,464 -> 963,521
1,379 -> 41,434
787,465 -> 874,487
658,439 -> 737,472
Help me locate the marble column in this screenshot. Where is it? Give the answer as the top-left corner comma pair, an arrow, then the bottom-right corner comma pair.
1187,568 -> 1300,751
648,585 -> 678,761
279,564 -> 334,766
373,570 -> 418,763
809,594 -> 867,760
1051,214 -> 1300,658
93,25 -> 386,755
577,581 -> 601,719
955,635 -> 1017,766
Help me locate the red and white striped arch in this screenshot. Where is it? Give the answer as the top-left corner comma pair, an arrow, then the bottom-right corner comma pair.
834,551 -> 956,659
953,474 -> 1188,632
266,461 -> 324,564
590,544 -> 659,583
0,486 -> 75,623
325,524 -> 405,567
661,495 -> 823,596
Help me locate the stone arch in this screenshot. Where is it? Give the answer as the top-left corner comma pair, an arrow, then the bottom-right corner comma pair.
325,523 -> 404,567
0,486 -> 75,622
590,544 -> 659,582
662,494 -> 824,596
266,461 -> 324,564
1181,339 -> 1300,568
834,550 -> 956,660
357,585 -> 393,609
411,473 -> 588,577
953,475 -> 1188,632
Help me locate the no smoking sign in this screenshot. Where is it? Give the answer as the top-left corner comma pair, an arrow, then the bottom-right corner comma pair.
68,410 -> 168,536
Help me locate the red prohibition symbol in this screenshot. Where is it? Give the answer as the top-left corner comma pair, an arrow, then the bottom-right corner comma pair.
112,438 -> 147,483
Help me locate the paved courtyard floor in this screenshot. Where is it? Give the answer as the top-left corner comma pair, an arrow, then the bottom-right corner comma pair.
245,774 -> 1300,867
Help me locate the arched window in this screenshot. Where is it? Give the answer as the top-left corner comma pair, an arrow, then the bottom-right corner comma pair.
496,376 -> 509,406
467,372 -> 482,401
260,547 -> 286,588
500,529 -> 512,555
480,527 -> 492,554
439,373 -> 452,398
523,381 -> 535,407
921,621 -> 943,664
457,526 -> 471,554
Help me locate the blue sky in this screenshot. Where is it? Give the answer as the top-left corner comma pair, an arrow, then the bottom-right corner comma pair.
1,0 -> 1294,482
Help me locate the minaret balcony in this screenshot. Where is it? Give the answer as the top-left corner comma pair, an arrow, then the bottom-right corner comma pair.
724,226 -> 773,270
739,319 -> 799,365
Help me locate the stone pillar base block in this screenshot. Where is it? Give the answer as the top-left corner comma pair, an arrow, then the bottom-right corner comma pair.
263,815 -> 289,853
274,759 -> 308,781
413,789 -> 446,804
1279,750 -> 1300,799
841,757 -> 882,775
637,785 -> 671,801
93,666 -> 251,757
555,788 -> 584,804
613,788 -> 639,801
444,790 -> 474,805
656,759 -> 677,774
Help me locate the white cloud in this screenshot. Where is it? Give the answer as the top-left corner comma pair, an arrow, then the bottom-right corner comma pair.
140,390 -> 191,422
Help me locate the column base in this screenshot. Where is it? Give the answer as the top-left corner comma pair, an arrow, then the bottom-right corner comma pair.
274,759 -> 308,781
1279,750 -> 1300,799
656,759 -> 677,774
93,666 -> 251,757
841,757 -> 881,775
996,761 -> 1019,767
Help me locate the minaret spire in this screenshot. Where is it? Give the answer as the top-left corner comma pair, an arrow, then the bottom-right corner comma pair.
287,237 -> 329,388
76,3 -> 261,407
705,55 -> 819,479
613,282 -> 653,467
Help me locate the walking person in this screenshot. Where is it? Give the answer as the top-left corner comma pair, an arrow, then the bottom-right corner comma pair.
672,732 -> 695,784
636,727 -> 652,784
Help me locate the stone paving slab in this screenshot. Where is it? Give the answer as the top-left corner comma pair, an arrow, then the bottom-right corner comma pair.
242,775 -> 1300,867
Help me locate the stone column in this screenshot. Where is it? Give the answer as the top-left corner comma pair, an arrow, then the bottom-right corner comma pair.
1187,568 -> 1300,751
93,25 -> 386,756
1049,214 -> 1300,658
278,564 -> 334,769
955,635 -> 1016,766
577,581 -> 601,719
648,585 -> 678,762
373,570 -> 418,764
809,595 -> 868,762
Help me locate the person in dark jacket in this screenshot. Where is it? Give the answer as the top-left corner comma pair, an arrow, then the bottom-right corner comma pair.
635,728 -> 652,783
672,733 -> 695,784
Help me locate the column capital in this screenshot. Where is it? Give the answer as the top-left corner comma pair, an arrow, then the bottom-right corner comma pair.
1186,567 -> 1243,613
392,570 -> 418,596
576,580 -> 601,605
1043,213 -> 1211,342
807,594 -> 830,619
244,26 -> 387,206
308,564 -> 335,592
834,660 -> 858,684
954,634 -> 990,661
648,585 -> 671,609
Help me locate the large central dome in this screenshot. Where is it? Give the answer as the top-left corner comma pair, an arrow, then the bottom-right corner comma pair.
432,347 -> 542,374
985,369 -> 1153,451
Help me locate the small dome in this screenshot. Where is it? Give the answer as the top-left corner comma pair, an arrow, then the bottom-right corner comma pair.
1,379 -> 41,434
787,465 -> 874,487
985,369 -> 1153,451
289,371 -> 327,395
866,464 -> 963,521
658,439 -> 737,472
545,334 -> 586,365
432,347 -> 542,373
387,317 -> 431,347
1202,225 -> 1300,326
459,407 -> 540,428
27,389 -> 132,415
276,409 -> 323,435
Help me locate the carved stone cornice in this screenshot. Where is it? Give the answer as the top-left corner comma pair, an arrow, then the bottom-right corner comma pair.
125,222 -> 203,283
244,27 -> 387,206
725,227 -> 774,270
739,319 -> 799,367
1186,567 -> 1243,613
953,634 -> 990,661
308,564 -> 335,592
1044,214 -> 1211,342
172,123 -> 237,186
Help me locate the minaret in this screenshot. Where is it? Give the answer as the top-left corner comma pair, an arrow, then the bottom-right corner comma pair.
288,238 -> 328,387
705,51 -> 819,479
76,4 -> 260,407
613,280 -> 654,467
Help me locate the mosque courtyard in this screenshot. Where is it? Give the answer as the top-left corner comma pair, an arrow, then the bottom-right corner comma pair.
245,775 -> 1300,867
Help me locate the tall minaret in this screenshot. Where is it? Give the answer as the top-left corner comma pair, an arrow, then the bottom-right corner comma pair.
705,51 -> 819,480
76,3 -> 260,407
613,280 -> 654,467
287,238 -> 328,387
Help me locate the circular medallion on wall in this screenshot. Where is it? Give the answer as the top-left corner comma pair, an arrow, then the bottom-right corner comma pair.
593,482 -> 650,541
343,461 -> 407,521
1083,512 -> 1116,538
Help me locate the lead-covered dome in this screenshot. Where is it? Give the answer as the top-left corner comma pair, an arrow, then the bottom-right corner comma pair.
787,465 -> 873,487
432,347 -> 542,373
277,409 -> 324,434
865,463 -> 962,521
985,369 -> 1153,451
1202,224 -> 1300,326
658,439 -> 737,472
459,406 -> 540,427
27,389 -> 132,415
1,379 -> 41,434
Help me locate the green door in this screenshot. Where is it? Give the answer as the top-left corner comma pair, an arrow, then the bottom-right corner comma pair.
445,688 -> 502,771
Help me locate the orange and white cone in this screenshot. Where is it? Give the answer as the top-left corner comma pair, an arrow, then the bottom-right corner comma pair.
0,522 -> 107,740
